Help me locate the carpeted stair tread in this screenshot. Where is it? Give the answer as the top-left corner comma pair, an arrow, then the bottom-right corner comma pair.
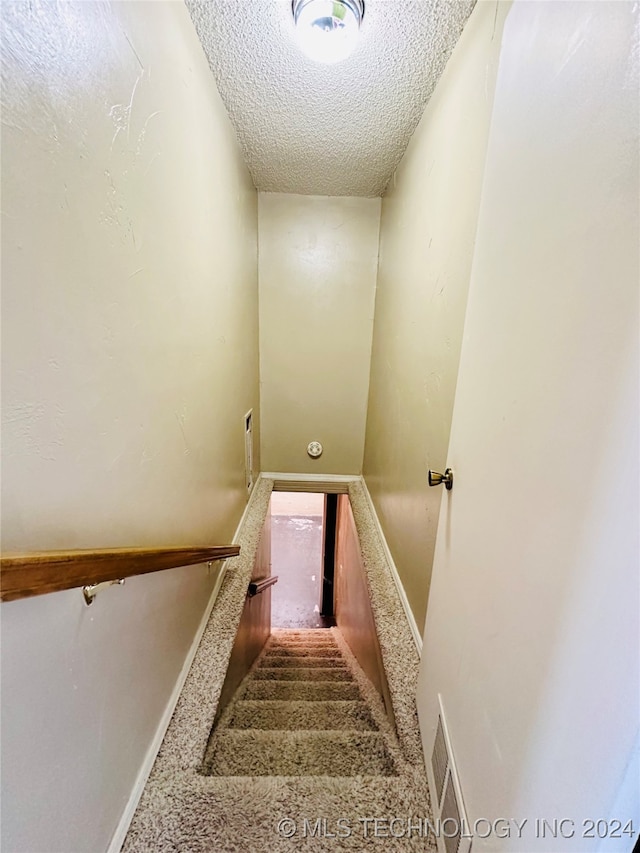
252,666 -> 352,682
202,730 -> 397,777
267,640 -> 339,651
242,680 -> 362,701
227,699 -> 378,731
262,655 -> 345,668
269,635 -> 338,646
270,630 -> 335,639
264,645 -> 339,658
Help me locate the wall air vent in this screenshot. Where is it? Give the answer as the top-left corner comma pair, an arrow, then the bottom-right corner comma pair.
441,770 -> 463,853
432,714 -> 448,806
430,696 -> 472,853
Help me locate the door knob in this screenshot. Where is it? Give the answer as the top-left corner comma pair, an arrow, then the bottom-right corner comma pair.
428,468 -> 453,490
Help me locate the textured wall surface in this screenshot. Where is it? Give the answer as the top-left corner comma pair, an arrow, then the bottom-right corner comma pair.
0,2 -> 259,850
258,193 -> 380,474
186,0 -> 474,196
418,1 -> 639,847
363,0 -> 509,632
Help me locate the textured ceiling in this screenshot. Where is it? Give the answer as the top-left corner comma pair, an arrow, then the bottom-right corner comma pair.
185,0 -> 475,197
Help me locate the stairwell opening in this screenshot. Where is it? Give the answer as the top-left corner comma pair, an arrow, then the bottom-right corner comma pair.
201,485 -> 405,783
270,491 -> 336,630
210,484 -> 398,737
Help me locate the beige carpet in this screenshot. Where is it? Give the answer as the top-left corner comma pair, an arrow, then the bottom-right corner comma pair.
202,630 -> 397,778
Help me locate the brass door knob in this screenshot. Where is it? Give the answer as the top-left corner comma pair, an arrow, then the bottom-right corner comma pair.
428,468 -> 453,490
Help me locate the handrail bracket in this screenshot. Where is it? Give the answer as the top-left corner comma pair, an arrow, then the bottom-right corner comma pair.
83,578 -> 125,606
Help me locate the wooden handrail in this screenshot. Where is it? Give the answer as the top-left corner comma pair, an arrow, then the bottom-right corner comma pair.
247,575 -> 278,597
0,545 -> 240,602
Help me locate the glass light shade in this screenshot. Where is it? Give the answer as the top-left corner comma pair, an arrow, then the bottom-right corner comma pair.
293,0 -> 363,65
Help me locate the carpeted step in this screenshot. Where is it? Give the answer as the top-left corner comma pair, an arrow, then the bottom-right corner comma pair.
260,655 -> 345,668
267,639 -> 339,651
270,630 -> 334,639
264,646 -> 339,658
227,699 -> 377,731
203,730 -> 397,777
242,680 -> 361,701
252,666 -> 352,682
268,635 -> 337,646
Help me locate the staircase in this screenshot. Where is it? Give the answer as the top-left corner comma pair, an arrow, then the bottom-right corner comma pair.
124,627 -> 435,851
203,628 -> 397,778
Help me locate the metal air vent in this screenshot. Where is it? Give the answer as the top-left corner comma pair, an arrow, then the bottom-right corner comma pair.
430,696 -> 472,853
432,714 -> 448,806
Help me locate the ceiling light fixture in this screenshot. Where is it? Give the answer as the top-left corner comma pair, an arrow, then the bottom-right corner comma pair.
292,0 -> 364,65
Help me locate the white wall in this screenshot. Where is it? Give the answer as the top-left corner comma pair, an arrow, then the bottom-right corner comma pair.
418,2 -> 639,849
0,2 -> 259,850
258,193 -> 380,475
362,0 -> 510,632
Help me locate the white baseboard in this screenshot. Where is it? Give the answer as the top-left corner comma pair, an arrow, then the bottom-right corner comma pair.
260,471 -> 362,483
261,471 -> 360,493
359,477 -> 423,655
261,472 -> 360,482
106,491 -> 257,853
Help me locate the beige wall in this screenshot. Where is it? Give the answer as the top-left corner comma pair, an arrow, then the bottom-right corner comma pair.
258,193 -> 380,475
418,1 -> 639,844
0,2 -> 258,851
362,1 -> 510,632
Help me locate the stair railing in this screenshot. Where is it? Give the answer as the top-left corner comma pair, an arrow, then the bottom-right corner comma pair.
0,545 -> 240,603
247,575 -> 278,597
